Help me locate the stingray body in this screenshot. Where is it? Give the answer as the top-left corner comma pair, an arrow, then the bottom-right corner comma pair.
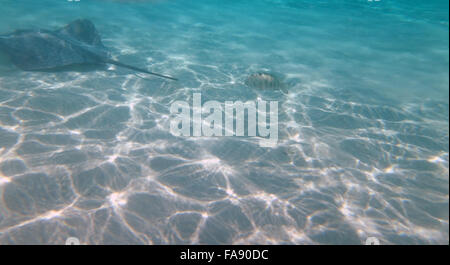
0,19 -> 177,80
245,72 -> 288,93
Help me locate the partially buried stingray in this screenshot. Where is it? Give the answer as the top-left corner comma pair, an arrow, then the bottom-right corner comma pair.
0,19 -> 177,81
245,72 -> 289,94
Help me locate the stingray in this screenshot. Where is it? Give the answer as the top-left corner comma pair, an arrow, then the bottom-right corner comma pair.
245,72 -> 288,93
0,19 -> 177,81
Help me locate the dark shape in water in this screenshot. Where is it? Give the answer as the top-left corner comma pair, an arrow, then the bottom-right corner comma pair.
245,72 -> 288,93
0,19 -> 177,81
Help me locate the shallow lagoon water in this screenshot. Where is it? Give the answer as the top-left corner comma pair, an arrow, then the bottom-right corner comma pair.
0,0 -> 448,244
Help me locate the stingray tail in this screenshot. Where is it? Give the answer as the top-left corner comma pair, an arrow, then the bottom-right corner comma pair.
107,60 -> 178,81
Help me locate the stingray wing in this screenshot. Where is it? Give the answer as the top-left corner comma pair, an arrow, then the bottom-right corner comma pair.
55,19 -> 106,48
0,30 -> 90,71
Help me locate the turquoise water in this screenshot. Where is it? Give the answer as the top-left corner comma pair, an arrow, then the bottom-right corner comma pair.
0,0 -> 448,244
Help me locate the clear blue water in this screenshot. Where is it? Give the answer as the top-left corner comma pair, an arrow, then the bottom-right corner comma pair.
0,0 -> 448,244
